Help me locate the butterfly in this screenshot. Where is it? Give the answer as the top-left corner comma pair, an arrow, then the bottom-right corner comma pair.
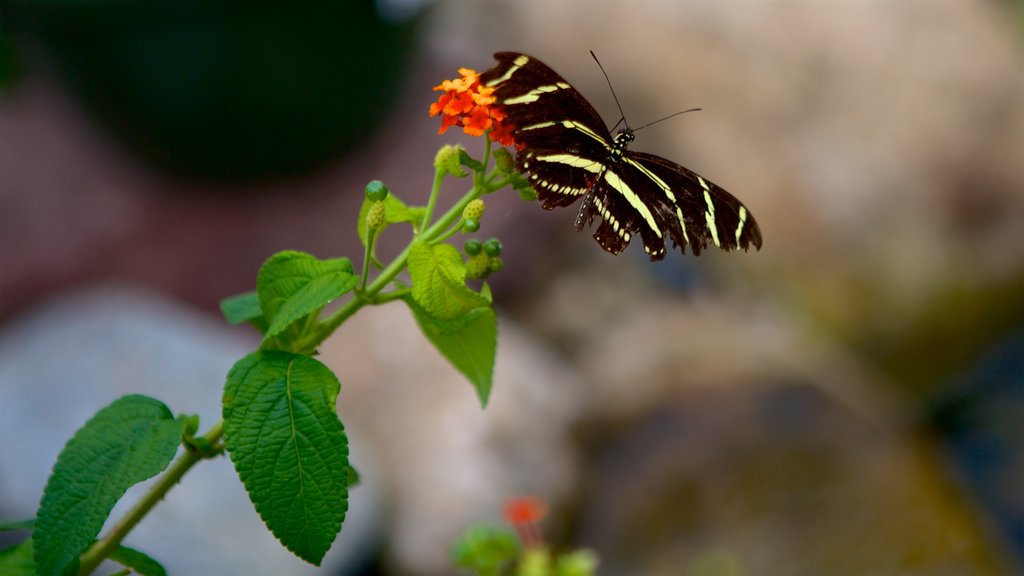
480,52 -> 762,260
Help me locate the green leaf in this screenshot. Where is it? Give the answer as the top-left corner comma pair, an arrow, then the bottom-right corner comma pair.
109,545 -> 167,576
223,351 -> 349,566
458,148 -> 484,171
34,395 -> 185,576
347,465 -> 361,489
0,519 -> 34,531
452,525 -> 519,575
407,300 -> 497,406
356,193 -> 416,246
407,241 -> 490,321
256,251 -> 357,344
0,539 -> 35,575
555,549 -> 600,576
220,291 -> 268,333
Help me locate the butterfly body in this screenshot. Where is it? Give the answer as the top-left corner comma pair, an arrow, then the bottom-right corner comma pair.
480,52 -> 762,260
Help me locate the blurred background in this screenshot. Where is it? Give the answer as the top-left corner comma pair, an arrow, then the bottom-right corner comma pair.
1,1 -> 1022,575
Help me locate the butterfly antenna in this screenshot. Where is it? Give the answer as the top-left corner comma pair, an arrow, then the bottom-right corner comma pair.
590,50 -> 630,129
633,107 -> 702,133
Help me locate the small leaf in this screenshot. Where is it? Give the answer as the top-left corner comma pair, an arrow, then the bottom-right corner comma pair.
408,241 -> 490,321
109,546 -> 167,576
0,539 -> 35,575
0,519 -> 34,531
346,465 -> 361,488
458,148 -> 484,171
220,291 -> 263,327
223,351 -> 349,566
34,396 -> 185,576
407,300 -> 497,406
256,251 -> 357,344
356,193 -> 415,246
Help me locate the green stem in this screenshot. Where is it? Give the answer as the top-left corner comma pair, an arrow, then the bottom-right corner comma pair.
370,287 -> 412,304
78,421 -> 225,575
360,228 -> 377,291
476,135 -> 493,191
431,220 -> 466,245
420,168 -> 446,231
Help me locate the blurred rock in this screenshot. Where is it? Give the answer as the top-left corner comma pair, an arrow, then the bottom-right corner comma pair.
574,381 -> 1010,576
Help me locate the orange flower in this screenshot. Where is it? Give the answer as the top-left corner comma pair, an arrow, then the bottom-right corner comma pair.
503,496 -> 547,525
503,496 -> 547,548
430,67 -> 516,147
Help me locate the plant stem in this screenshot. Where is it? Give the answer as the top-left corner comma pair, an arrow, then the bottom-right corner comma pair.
77,421 -> 225,576
360,228 -> 377,291
420,168 -> 446,232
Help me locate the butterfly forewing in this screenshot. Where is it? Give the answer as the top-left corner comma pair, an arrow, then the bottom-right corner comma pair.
480,52 -> 762,260
481,53 -> 613,209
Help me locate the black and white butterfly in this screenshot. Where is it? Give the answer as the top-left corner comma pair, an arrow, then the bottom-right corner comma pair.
480,52 -> 762,260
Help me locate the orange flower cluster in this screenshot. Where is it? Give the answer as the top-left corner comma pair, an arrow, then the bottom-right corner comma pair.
429,67 -> 516,147
503,496 -> 547,524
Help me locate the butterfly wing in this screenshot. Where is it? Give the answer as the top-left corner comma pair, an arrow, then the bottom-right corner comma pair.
622,151 -> 763,256
481,53 -> 614,209
481,52 -> 762,260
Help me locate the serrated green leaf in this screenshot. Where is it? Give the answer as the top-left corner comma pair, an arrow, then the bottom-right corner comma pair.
356,193 -> 415,246
256,251 -> 357,344
109,545 -> 167,576
408,241 -> 490,321
407,300 -> 497,406
220,291 -> 268,333
34,395 -> 185,576
0,538 -> 35,575
223,351 -> 349,566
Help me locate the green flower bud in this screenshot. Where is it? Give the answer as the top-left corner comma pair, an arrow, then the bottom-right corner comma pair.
463,198 -> 485,220
366,200 -> 386,231
556,550 -> 600,576
492,147 -> 515,174
364,180 -> 389,201
464,239 -> 483,256
483,238 -> 502,257
488,256 -> 504,274
463,218 -> 480,233
183,414 -> 200,438
435,144 -> 469,178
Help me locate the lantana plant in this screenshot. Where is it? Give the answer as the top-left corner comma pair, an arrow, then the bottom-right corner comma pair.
453,496 -> 599,576
0,64 -> 557,575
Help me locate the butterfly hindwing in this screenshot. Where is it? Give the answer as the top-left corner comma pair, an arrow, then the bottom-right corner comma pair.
623,152 -> 763,254
481,51 -> 762,260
